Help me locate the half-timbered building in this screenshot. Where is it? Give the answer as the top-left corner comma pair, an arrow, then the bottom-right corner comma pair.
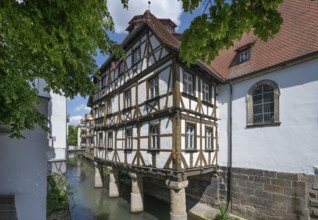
90,10 -> 220,219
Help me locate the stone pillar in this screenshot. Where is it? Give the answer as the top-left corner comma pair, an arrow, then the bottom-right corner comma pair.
108,167 -> 119,198
166,180 -> 189,220
94,162 -> 103,188
129,172 -> 143,213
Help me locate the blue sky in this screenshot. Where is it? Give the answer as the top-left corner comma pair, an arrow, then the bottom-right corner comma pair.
67,0 -> 203,125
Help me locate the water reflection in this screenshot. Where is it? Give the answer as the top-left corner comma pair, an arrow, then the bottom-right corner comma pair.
67,153 -> 176,220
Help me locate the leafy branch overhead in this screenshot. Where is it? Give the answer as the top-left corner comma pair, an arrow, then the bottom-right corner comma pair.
0,0 -> 282,138
0,0 -> 127,137
180,0 -> 283,65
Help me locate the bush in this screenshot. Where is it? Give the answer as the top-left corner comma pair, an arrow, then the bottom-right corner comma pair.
47,173 -> 73,216
215,204 -> 240,220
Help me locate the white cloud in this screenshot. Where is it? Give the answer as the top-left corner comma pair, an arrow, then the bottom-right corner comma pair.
75,104 -> 90,112
69,115 -> 83,126
108,0 -> 183,33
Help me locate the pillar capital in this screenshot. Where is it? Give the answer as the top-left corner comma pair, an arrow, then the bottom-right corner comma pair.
166,180 -> 188,190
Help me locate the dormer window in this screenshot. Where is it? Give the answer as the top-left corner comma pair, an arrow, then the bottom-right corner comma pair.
239,49 -> 250,63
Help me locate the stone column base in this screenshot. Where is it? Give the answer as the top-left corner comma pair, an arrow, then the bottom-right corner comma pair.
109,182 -> 119,198
130,192 -> 143,213
94,163 -> 103,188
170,212 -> 187,220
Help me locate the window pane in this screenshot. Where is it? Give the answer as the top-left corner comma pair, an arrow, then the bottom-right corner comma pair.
264,113 -> 274,123
253,94 -> 262,104
253,114 -> 263,124
263,93 -> 274,103
264,103 -> 274,113
253,104 -> 263,114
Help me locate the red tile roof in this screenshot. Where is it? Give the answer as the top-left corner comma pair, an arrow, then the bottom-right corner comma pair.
115,0 -> 318,81
125,10 -> 180,49
208,0 -> 318,80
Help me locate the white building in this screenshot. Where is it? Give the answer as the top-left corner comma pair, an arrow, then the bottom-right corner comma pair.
0,79 -> 67,219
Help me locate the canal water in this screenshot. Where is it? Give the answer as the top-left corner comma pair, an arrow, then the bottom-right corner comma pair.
67,153 -> 196,220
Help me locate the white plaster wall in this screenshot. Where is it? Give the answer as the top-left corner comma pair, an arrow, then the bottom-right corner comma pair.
0,99 -> 49,220
218,58 -> 318,174
49,92 -> 67,161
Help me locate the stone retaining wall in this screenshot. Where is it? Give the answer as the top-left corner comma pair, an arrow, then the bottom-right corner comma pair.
218,167 -> 318,220
141,168 -> 318,220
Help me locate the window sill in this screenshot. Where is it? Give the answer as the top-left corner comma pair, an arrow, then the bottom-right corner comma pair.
246,122 -> 281,128
106,147 -> 113,151
204,149 -> 215,152
202,100 -> 214,107
145,96 -> 159,103
122,107 -> 132,113
181,92 -> 198,101
184,148 -> 198,152
147,148 -> 160,152
124,148 -> 133,152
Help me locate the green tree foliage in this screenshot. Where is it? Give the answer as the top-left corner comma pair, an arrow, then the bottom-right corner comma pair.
180,0 -> 283,65
0,0 -> 283,138
68,125 -> 78,146
0,0 -> 126,138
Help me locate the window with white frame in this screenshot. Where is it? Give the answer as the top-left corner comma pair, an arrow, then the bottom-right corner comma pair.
108,131 -> 113,149
247,80 -> 280,126
183,72 -> 194,95
132,47 -> 141,65
149,77 -> 159,98
126,129 -> 132,149
203,83 -> 210,102
205,128 -> 213,150
150,125 -> 159,149
124,89 -> 131,108
107,100 -> 112,114
239,49 -> 250,63
186,124 -> 195,149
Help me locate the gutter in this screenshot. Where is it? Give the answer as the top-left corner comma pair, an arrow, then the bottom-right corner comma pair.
227,81 -> 233,212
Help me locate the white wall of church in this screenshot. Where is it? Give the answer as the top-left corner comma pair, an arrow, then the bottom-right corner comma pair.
218,58 -> 318,175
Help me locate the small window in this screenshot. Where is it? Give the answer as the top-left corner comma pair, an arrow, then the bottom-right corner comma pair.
238,49 -> 250,63
150,125 -> 159,149
119,61 -> 125,75
107,100 -> 112,114
124,89 -> 131,108
205,128 -> 213,150
183,72 -> 194,95
247,80 -> 280,126
99,105 -> 104,117
126,129 -> 133,149
132,47 -> 141,65
186,124 -> 196,149
149,77 -> 159,99
98,132 -> 104,148
202,83 -> 211,102
108,131 -> 113,149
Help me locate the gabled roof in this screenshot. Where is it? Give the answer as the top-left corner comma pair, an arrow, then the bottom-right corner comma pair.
100,0 -> 318,82
125,10 -> 180,49
208,0 -> 318,80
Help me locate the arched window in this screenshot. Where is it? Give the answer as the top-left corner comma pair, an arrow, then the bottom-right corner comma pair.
247,80 -> 280,126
